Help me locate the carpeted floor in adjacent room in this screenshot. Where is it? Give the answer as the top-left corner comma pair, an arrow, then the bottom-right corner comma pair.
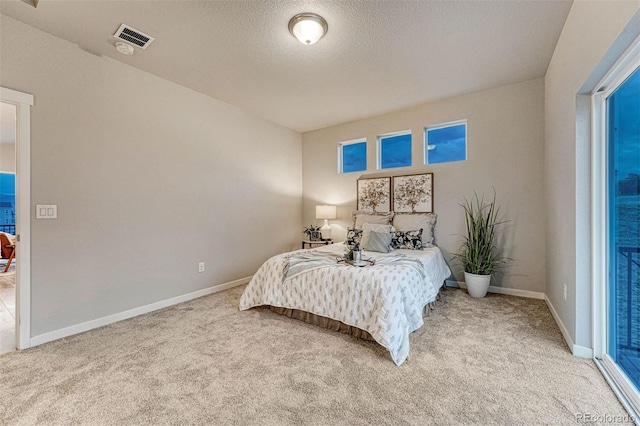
0,286 -> 629,425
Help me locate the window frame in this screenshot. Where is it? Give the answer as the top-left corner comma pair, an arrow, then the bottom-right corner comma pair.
592,34 -> 640,418
376,129 -> 412,170
423,120 -> 467,165
337,138 -> 367,174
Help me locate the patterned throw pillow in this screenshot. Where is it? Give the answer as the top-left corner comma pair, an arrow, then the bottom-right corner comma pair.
391,229 -> 424,250
392,213 -> 437,247
346,228 -> 363,246
366,230 -> 392,253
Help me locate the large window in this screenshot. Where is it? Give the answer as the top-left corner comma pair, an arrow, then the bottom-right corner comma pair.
378,131 -> 411,169
607,64 -> 640,391
593,36 -> 640,418
338,139 -> 366,173
425,121 -> 467,164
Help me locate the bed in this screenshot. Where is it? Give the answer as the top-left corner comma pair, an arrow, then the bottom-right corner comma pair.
239,212 -> 451,365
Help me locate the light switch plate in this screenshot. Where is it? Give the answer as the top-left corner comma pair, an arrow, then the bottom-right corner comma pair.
36,204 -> 57,219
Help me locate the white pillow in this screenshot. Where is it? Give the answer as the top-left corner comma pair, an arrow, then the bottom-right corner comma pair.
353,211 -> 394,230
361,222 -> 394,250
392,213 -> 437,247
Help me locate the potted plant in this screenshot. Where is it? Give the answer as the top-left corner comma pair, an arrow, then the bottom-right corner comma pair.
454,191 -> 509,298
303,225 -> 322,241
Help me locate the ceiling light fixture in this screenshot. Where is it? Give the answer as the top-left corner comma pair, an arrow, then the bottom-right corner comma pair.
115,42 -> 134,56
288,13 -> 328,45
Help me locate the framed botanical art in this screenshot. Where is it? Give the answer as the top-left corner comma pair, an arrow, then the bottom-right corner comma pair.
392,173 -> 433,213
357,177 -> 391,213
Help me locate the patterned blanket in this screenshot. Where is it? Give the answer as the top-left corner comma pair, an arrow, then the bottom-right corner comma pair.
239,243 -> 451,365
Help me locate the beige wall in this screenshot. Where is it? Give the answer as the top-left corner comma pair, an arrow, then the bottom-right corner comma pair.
0,15 -> 302,336
1,102 -> 16,173
544,1 -> 639,351
303,79 -> 546,293
0,142 -> 15,173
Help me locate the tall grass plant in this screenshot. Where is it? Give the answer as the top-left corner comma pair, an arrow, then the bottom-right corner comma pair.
455,191 -> 509,275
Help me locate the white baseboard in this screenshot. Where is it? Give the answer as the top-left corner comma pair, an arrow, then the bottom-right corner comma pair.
543,295 -> 593,359
30,276 -> 252,347
445,280 -> 545,300
572,344 -> 594,358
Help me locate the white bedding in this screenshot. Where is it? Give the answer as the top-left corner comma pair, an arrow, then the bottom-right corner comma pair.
239,243 -> 451,365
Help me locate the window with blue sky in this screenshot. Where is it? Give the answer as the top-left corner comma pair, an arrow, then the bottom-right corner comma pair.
378,132 -> 412,169
425,121 -> 467,164
339,140 -> 367,173
0,173 -> 15,229
606,63 -> 640,390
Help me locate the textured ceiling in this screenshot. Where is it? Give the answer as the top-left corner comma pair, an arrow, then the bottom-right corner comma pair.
0,0 -> 573,133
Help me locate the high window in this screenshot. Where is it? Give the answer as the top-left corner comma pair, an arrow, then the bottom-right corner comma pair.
338,139 -> 367,173
424,121 -> 467,164
378,131 -> 411,169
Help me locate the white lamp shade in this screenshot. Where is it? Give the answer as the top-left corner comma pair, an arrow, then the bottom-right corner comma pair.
288,13 -> 328,45
316,205 -> 337,220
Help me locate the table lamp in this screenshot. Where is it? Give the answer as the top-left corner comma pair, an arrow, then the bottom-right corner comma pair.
316,205 -> 337,240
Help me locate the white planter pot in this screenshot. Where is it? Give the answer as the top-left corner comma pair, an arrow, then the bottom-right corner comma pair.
464,272 -> 491,298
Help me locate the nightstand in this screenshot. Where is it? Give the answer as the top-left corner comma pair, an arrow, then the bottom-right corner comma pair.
302,240 -> 332,249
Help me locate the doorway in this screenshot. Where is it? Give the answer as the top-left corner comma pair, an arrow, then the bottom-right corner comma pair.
0,87 -> 33,351
0,101 -> 17,354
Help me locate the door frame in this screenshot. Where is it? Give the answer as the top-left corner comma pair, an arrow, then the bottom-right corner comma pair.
591,35 -> 640,418
0,87 -> 33,350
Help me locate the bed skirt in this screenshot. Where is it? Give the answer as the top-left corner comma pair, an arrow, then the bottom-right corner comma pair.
268,306 -> 376,341
266,287 -> 443,343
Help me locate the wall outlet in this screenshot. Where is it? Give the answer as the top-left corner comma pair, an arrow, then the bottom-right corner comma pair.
563,283 -> 567,300
198,262 -> 205,273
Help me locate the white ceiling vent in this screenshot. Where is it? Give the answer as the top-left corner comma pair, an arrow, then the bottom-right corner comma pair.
113,24 -> 154,49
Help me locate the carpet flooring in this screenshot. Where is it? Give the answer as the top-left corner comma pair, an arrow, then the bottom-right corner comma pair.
0,286 -> 630,425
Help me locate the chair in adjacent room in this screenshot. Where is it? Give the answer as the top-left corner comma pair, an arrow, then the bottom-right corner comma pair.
0,232 -> 16,273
